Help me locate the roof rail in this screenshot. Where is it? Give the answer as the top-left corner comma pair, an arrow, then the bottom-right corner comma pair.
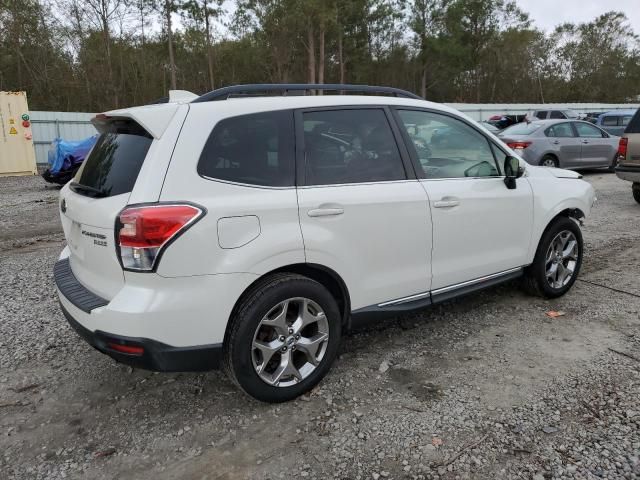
192,84 -> 422,103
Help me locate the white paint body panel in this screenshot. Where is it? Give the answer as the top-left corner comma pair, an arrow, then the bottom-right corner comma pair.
297,181 -> 432,310
55,94 -> 596,350
423,176 -> 533,290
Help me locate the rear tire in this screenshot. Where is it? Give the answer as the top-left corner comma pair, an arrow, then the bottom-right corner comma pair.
522,216 -> 583,298
633,183 -> 640,204
540,155 -> 559,168
224,273 -> 341,403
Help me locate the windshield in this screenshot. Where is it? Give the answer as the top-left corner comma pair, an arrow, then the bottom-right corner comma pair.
501,122 -> 542,136
563,110 -> 579,119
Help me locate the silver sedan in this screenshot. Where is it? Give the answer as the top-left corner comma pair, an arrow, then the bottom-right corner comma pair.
498,119 -> 619,170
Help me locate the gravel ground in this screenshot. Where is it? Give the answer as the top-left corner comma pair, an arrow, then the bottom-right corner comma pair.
0,172 -> 639,480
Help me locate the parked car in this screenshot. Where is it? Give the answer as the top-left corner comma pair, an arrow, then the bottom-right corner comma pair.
479,120 -> 502,134
614,108 -> 640,203
486,114 -> 526,130
595,109 -> 637,137
54,84 -> 595,402
581,111 -> 604,124
499,119 -> 618,170
532,109 -> 579,120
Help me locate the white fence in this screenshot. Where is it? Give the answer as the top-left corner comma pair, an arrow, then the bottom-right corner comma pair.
32,103 -> 639,165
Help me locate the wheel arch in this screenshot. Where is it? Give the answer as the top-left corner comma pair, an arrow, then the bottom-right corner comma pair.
528,207 -> 585,264
224,263 -> 352,343
539,152 -> 559,166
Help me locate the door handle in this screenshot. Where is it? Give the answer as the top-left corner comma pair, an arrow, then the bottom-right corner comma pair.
581,140 -> 589,144
433,198 -> 460,208
308,207 -> 344,217
552,140 -> 560,145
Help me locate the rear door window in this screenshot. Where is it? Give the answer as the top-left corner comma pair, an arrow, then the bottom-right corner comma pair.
198,110 -> 295,187
575,122 -> 604,138
601,116 -> 619,127
302,109 -> 406,185
535,111 -> 547,119
550,111 -> 565,119
545,123 -> 575,138
74,119 -> 152,197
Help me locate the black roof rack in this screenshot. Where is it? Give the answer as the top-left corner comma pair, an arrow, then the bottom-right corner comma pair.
192,83 -> 422,103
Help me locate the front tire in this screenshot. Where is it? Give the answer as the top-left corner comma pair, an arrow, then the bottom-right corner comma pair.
224,273 -> 341,402
522,216 -> 583,298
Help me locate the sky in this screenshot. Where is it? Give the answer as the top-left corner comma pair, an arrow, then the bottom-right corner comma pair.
515,0 -> 640,33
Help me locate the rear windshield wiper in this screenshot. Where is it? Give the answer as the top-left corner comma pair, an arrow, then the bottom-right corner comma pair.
69,182 -> 107,198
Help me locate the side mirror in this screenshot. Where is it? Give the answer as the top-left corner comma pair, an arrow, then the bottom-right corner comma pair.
504,156 -> 523,190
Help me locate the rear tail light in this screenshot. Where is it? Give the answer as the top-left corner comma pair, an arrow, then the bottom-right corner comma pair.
117,204 -> 204,271
617,137 -> 628,161
506,141 -> 532,149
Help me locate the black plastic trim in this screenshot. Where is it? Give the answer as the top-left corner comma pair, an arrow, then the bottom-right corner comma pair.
616,165 -> 640,173
193,84 -> 422,102
349,268 -> 523,331
53,258 -> 108,313
59,302 -> 223,372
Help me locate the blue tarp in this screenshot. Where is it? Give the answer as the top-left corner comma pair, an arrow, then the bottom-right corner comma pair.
47,135 -> 98,174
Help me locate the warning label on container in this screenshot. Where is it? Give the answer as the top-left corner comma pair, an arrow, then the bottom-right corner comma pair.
9,126 -> 17,135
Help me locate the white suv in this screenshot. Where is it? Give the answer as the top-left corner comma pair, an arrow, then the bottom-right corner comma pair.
54,84 -> 596,402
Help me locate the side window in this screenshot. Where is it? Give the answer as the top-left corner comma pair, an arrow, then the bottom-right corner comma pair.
535,111 -> 547,119
397,110 -> 500,179
622,115 -> 633,127
575,122 -> 604,138
302,109 -> 406,185
197,110 -> 295,187
601,116 -> 618,127
550,110 -> 565,119
545,123 -> 575,138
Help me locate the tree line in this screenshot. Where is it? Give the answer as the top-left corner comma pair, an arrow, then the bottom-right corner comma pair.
1,0 -> 639,112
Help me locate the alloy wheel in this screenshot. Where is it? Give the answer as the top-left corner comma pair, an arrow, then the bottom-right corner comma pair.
545,230 -> 579,289
251,298 -> 329,387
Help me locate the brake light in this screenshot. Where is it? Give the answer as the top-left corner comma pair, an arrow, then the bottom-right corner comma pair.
117,204 -> 204,271
618,137 -> 628,161
507,141 -> 532,149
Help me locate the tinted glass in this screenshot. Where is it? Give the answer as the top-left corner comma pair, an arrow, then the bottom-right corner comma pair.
545,123 -> 575,138
501,122 -> 542,135
398,110 -> 499,179
198,111 -> 295,187
626,109 -> 640,133
622,115 -> 633,127
76,120 -> 151,197
550,111 -> 565,119
601,116 -> 618,126
303,109 -> 406,185
575,122 -> 604,138
535,111 -> 547,119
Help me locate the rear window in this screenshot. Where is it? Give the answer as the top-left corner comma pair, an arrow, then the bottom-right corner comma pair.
562,110 -> 579,119
197,110 -> 295,187
74,119 -> 152,197
601,116 -> 618,126
501,122 -> 542,136
626,109 -> 640,134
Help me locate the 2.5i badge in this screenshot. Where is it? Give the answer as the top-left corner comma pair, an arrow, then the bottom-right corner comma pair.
81,229 -> 107,247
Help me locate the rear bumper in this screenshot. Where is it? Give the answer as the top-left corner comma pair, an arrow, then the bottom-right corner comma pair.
59,301 -> 223,371
53,256 -> 236,372
616,165 -> 640,183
